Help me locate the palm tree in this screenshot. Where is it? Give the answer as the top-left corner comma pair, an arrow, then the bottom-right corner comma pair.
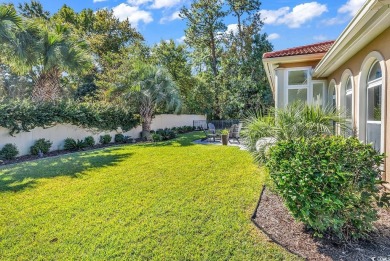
0,5 -> 22,43
127,63 -> 181,136
1,15 -> 91,102
243,102 -> 349,162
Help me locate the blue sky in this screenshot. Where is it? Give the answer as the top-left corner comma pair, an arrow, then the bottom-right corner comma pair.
1,0 -> 366,51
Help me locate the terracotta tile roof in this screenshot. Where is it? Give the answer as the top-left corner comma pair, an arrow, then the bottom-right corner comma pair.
263,40 -> 335,59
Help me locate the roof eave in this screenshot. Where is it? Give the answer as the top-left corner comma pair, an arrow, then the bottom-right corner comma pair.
314,0 -> 390,78
263,53 -> 326,94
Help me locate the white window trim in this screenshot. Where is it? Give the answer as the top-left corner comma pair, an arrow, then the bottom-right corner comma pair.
357,51 -> 386,154
284,67 -> 312,106
312,80 -> 327,107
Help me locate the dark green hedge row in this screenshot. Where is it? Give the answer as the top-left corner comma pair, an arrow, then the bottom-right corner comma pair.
0,100 -> 140,135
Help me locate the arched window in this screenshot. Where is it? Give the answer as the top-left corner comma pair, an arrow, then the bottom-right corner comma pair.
341,74 -> 353,137
328,81 -> 337,133
366,61 -> 382,151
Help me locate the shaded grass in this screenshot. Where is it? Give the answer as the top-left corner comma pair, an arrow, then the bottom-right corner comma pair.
0,132 -> 300,260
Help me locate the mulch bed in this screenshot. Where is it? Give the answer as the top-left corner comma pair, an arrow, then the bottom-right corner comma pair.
252,187 -> 390,260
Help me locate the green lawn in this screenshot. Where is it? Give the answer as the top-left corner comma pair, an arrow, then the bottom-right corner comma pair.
0,132 -> 298,260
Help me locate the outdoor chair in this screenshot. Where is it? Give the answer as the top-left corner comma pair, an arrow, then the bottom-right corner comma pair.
229,123 -> 242,144
203,123 -> 218,142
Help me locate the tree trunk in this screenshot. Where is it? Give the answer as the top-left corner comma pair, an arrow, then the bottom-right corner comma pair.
32,67 -> 61,103
142,116 -> 152,132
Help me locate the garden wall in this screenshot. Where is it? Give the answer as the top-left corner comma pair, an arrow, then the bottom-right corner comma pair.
0,114 -> 206,156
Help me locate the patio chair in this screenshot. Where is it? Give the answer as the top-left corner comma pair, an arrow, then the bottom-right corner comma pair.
229,123 -> 242,144
203,123 -> 218,142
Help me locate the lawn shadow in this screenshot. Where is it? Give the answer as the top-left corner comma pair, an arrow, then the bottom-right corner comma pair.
0,147 -> 133,193
139,132 -> 205,148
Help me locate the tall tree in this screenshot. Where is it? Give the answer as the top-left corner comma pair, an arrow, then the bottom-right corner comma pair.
18,0 -> 49,20
152,40 -> 197,112
180,0 -> 226,119
3,19 -> 92,102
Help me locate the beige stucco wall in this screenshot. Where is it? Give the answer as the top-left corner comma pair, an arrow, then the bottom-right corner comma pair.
0,114 -> 206,156
327,27 -> 390,181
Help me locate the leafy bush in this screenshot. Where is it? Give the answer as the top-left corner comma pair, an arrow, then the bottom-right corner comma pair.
100,134 -> 112,144
243,102 -> 349,163
266,136 -> 387,241
64,138 -> 77,150
152,133 -> 162,142
0,143 -> 19,160
64,138 -> 87,151
31,139 -> 52,155
114,134 -> 125,143
84,136 -> 95,147
0,99 -> 139,136
156,128 -> 176,140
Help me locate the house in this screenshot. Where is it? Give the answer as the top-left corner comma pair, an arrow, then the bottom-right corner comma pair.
263,0 -> 390,182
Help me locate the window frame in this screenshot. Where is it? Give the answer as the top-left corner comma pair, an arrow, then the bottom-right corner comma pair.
284,67 -> 311,106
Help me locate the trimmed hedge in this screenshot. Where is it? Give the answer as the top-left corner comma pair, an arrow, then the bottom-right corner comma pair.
0,99 -> 139,135
267,136 -> 387,241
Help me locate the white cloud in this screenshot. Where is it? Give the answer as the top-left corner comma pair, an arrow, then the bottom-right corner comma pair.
267,33 -> 280,40
112,3 -> 153,27
313,35 -> 327,41
127,0 -> 151,5
151,0 -> 182,9
127,0 -> 182,9
176,36 -> 185,43
226,23 -> 239,34
160,11 -> 181,23
93,0 -> 108,3
338,0 -> 365,16
322,17 -> 347,26
260,7 -> 289,25
260,2 -> 328,28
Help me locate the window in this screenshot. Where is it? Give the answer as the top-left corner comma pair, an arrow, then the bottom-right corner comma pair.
288,88 -> 307,103
366,61 -> 382,152
286,69 -> 309,105
328,82 -> 337,133
288,70 -> 308,85
341,75 -> 353,137
312,82 -> 324,108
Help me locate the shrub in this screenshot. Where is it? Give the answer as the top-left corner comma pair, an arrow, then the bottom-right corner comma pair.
243,102 -> 350,163
152,133 -> 162,142
0,99 -> 139,136
64,138 -> 77,150
114,134 -> 125,143
84,136 -> 95,147
100,134 -> 112,144
266,136 -> 387,241
0,143 -> 19,160
31,139 -> 52,155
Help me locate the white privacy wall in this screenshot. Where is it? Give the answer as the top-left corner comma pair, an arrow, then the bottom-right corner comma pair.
0,114 -> 206,156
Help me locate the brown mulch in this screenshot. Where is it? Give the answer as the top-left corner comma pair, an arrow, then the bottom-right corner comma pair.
252,187 -> 390,261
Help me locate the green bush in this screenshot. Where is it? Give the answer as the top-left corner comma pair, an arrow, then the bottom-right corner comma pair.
0,99 -> 139,136
152,133 -> 162,142
31,139 -> 52,155
64,138 -> 77,150
0,143 -> 19,160
114,134 -> 125,143
100,134 -> 112,144
84,136 -> 95,147
266,136 -> 387,241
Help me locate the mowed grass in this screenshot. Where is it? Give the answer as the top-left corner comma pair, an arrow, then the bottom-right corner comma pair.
0,132 -> 299,260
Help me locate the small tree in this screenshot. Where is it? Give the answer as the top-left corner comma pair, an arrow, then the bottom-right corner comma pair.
127,63 -> 181,135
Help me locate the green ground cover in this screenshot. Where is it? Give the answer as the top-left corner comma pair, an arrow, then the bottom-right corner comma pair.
0,132 -> 299,260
